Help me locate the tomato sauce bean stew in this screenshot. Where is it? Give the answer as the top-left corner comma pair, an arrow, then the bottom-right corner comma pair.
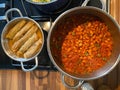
50,14 -> 113,75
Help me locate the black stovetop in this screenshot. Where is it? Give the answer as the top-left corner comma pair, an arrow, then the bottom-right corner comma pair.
0,0 -> 109,70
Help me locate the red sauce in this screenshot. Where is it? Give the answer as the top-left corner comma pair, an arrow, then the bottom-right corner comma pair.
51,14 -> 113,75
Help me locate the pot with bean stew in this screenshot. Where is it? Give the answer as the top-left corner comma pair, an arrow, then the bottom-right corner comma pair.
47,6 -> 120,88
51,14 -> 113,75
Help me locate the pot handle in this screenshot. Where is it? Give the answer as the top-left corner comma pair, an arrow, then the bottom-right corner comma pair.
81,0 -> 106,11
5,8 -> 23,22
81,0 -> 90,7
61,73 -> 94,90
81,83 -> 94,90
20,57 -> 38,72
100,0 -> 106,11
61,73 -> 84,89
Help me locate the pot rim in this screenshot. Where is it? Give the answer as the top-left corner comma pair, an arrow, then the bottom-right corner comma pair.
25,0 -> 57,5
1,17 -> 44,62
47,6 -> 120,80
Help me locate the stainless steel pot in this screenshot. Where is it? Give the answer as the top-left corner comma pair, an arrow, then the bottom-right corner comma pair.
47,4 -> 120,90
1,8 -> 44,72
25,0 -> 70,13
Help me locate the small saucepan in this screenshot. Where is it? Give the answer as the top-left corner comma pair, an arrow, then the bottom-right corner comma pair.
1,8 -> 44,72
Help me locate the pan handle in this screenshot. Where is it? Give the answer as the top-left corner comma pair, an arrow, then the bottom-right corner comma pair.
81,0 -> 106,11
20,57 -> 38,72
81,83 -> 94,90
5,8 -> 23,22
100,0 -> 106,11
61,73 -> 84,89
61,73 -> 94,90
81,0 -> 90,7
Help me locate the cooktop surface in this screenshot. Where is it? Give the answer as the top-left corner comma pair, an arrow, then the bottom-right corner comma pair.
0,0 -> 109,70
